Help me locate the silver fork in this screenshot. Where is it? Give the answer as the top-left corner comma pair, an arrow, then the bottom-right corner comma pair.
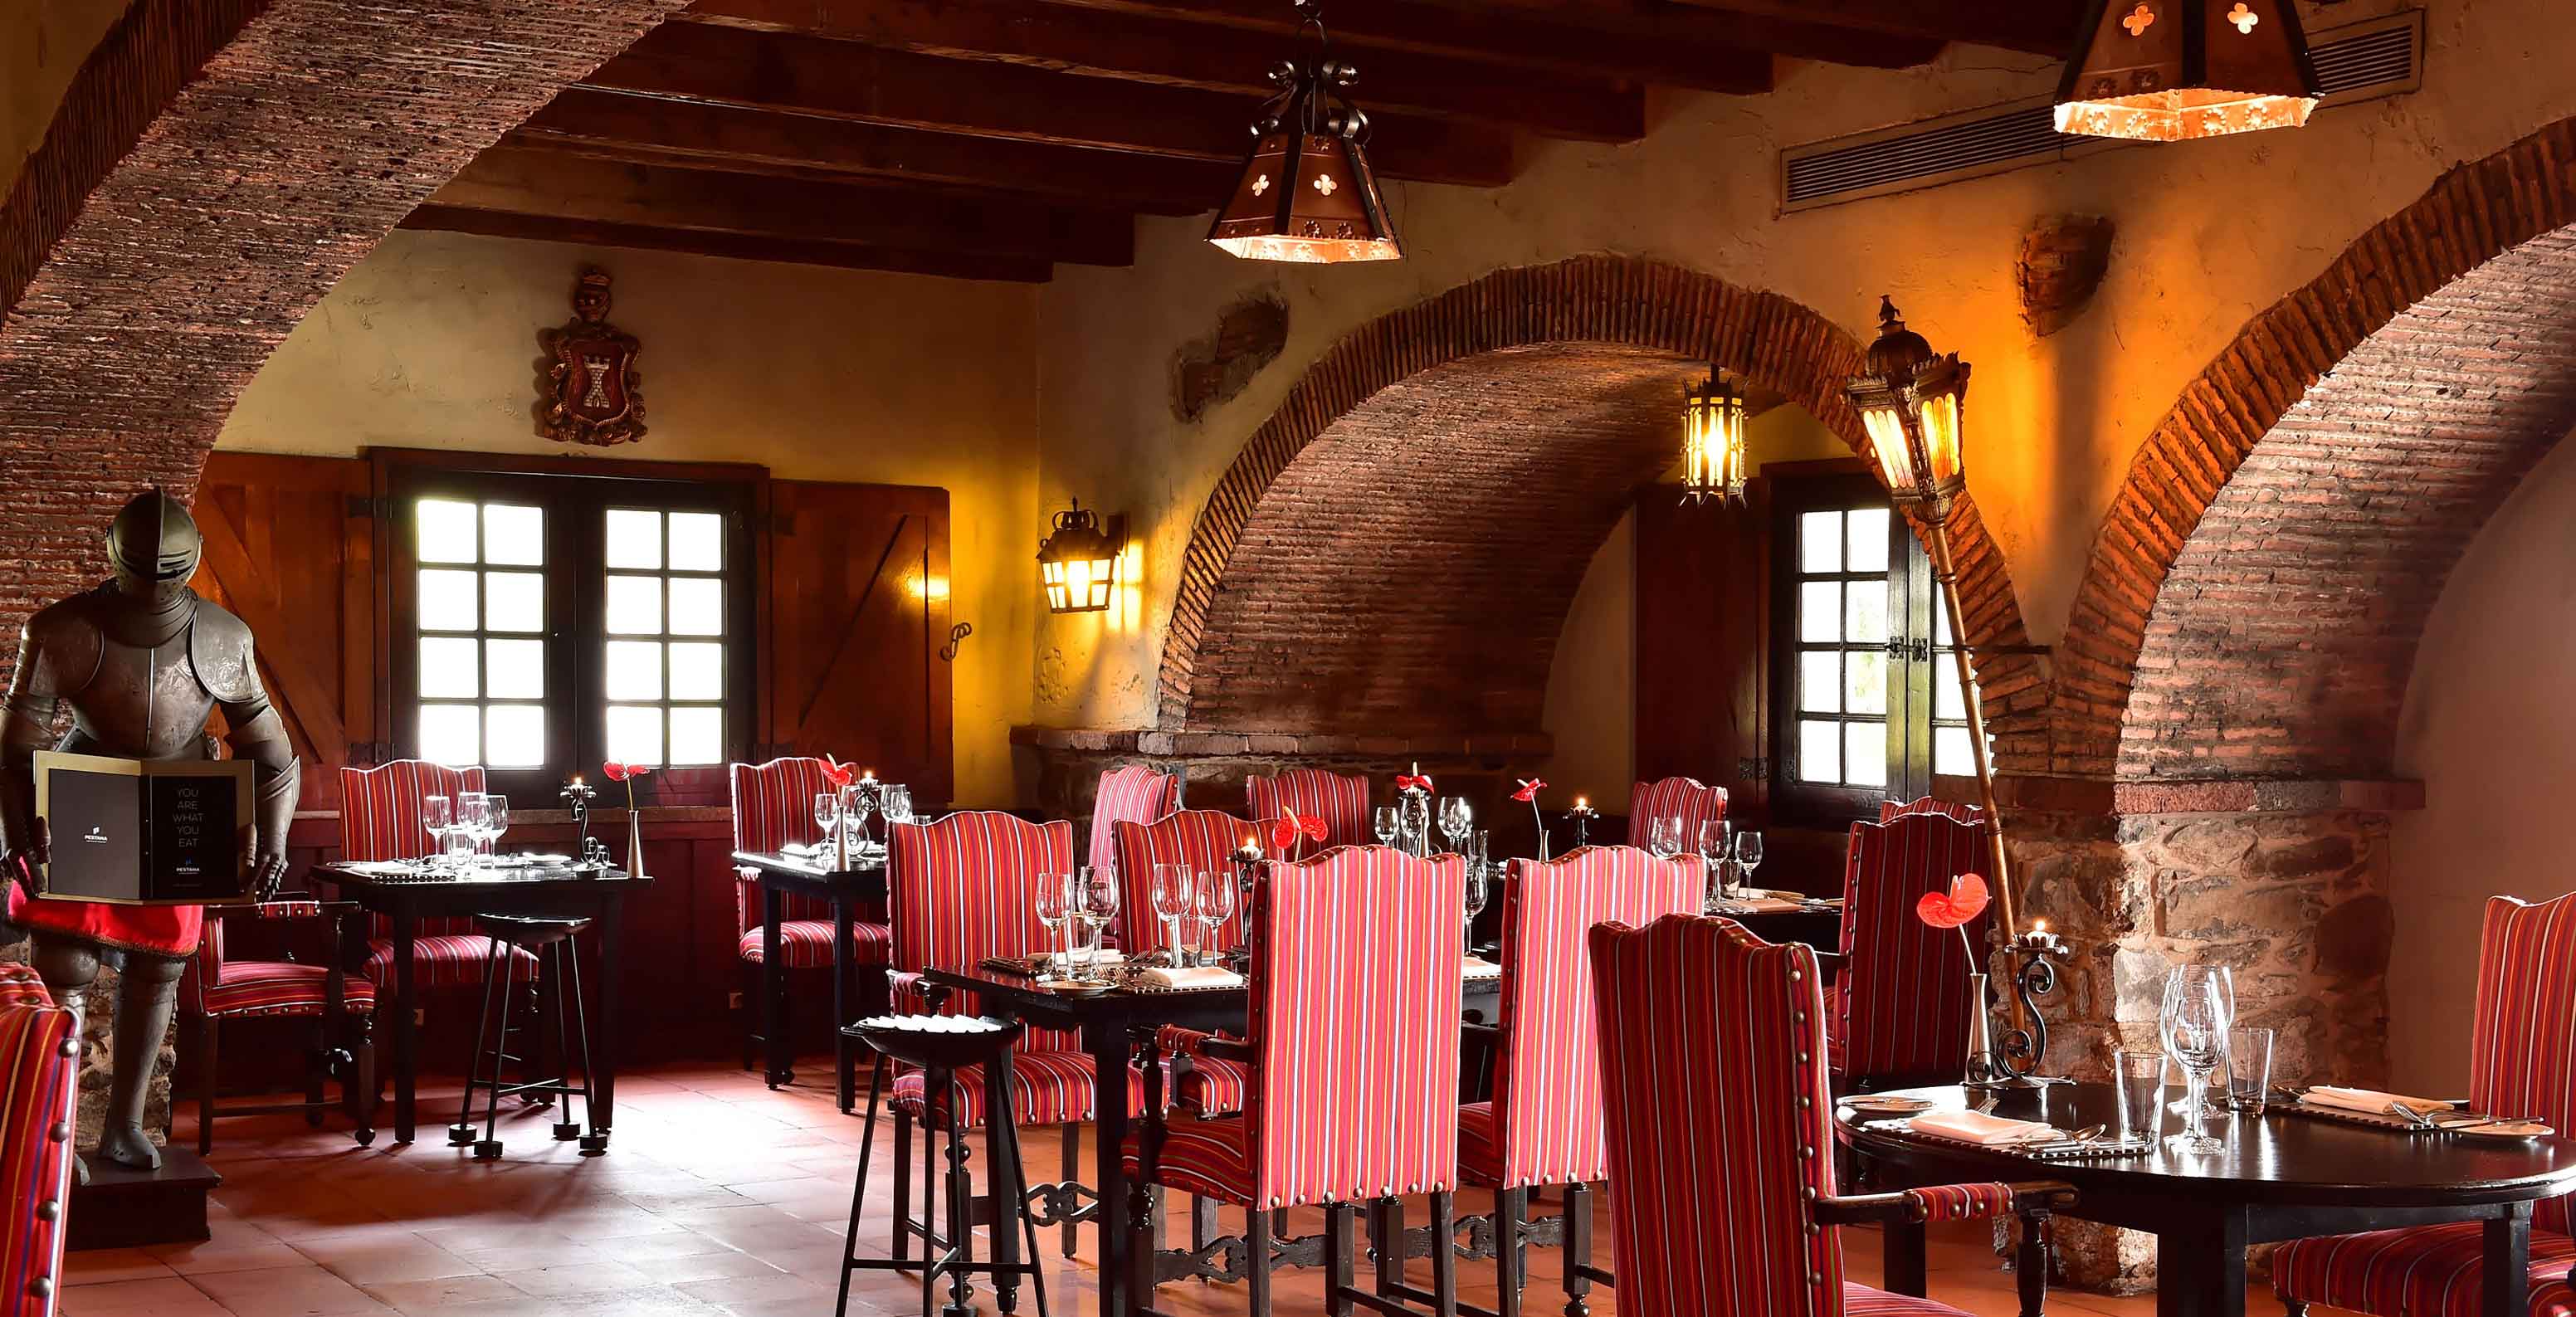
2389,1101 -> 2442,1132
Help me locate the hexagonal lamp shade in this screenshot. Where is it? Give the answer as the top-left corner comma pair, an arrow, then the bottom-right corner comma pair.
1206,3 -> 1400,263
2054,0 -> 2320,142
1844,298 -> 1969,512
1681,370 -> 1749,505
1037,501 -> 1125,614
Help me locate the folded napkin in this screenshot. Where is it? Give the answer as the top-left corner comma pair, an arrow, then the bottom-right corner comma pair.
1907,1109 -> 2064,1146
1463,955 -> 1503,978
1139,965 -> 1244,990
2303,1085 -> 2459,1117
1029,949 -> 1127,971
780,841 -> 827,857
1730,896 -> 1806,915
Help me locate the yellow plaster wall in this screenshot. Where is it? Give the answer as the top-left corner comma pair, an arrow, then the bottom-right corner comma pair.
0,0 -> 129,206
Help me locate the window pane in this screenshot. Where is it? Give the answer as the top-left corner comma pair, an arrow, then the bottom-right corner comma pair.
418,638 -> 479,699
669,641 -> 724,701
606,704 -> 663,767
484,571 -> 544,633
417,569 -> 478,631
1844,581 -> 1889,644
606,509 -> 662,570
419,704 -> 480,765
1798,719 -> 1842,783
669,513 -> 724,572
1845,650 -> 1888,715
1845,722 -> 1889,788
1934,600 -> 1954,646
669,706 -> 723,767
482,503 -> 544,567
1799,652 -> 1840,713
667,577 -> 724,637
485,704 -> 546,768
417,500 -> 480,564
1799,582 -> 1842,643
1847,506 -> 1891,573
485,639 -> 544,700
606,574 -> 663,636
1799,511 -> 1843,574
604,641 -> 663,700
1936,667 -> 1968,720
1934,725 -> 1975,777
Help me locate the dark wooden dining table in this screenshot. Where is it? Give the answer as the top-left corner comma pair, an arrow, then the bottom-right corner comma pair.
313,860 -> 650,1148
1842,1083 -> 2576,1317
729,846 -> 889,1112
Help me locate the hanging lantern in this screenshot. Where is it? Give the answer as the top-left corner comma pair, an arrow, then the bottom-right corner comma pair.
2054,0 -> 2320,142
1844,297 -> 1969,512
1207,0 -> 1400,264
1681,369 -> 1749,505
1037,500 -> 1124,614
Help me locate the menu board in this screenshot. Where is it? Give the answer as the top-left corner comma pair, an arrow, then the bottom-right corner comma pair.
32,751 -> 256,905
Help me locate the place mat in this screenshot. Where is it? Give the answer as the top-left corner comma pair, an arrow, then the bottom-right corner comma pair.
2281,1100 -> 2486,1135
1860,1118 -> 2154,1162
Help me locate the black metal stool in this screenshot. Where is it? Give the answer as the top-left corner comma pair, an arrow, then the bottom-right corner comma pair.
450,915 -> 603,1159
842,1013 -> 1049,1317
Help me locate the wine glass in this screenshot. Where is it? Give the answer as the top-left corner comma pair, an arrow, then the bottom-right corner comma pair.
1035,871 -> 1071,974
1081,866 -> 1120,978
2160,964 -> 2235,1154
1438,797 -> 1473,853
1696,820 -> 1732,906
841,783 -> 873,849
485,795 -> 510,862
1647,816 -> 1684,860
422,795 -> 451,866
456,792 -> 491,870
1734,830 -> 1765,894
881,785 -> 915,827
813,792 -> 840,850
1462,862 -> 1490,961
1152,864 -> 1195,965
1373,807 -> 1401,846
1195,869 -> 1236,969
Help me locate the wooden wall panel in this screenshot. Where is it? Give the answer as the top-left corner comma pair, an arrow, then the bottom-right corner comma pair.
1633,480 -> 1770,815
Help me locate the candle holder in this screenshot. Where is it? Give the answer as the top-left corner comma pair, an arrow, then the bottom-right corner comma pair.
559,778 -> 607,867
1994,922 -> 2071,1085
1564,799 -> 1598,851
1394,763 -> 1435,858
842,773 -> 886,857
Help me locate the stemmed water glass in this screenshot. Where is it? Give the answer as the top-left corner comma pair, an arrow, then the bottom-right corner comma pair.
1647,817 -> 1684,860
1194,870 -> 1236,968
422,795 -> 452,867
1462,862 -> 1490,961
485,795 -> 510,861
1081,866 -> 1120,978
2161,964 -> 2235,1154
881,785 -> 915,827
1734,830 -> 1765,893
1438,797 -> 1473,854
1696,820 -> 1732,907
1373,807 -> 1401,846
813,792 -> 841,850
1035,871 -> 1071,975
456,792 -> 492,870
1152,864 -> 1195,965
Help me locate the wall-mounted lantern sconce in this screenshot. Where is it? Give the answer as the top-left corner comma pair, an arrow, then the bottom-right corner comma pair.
1037,500 -> 1126,614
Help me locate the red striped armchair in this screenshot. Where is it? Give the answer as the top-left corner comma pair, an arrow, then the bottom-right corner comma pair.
178,898 -> 375,1152
1832,812 -> 1993,1091
1244,768 -> 1373,851
729,757 -> 894,1072
1088,763 -> 1182,880
0,964 -> 74,1317
2274,893 -> 2576,1317
1129,845 -> 1470,1315
1113,807 -> 1258,1120
1588,914 -> 2071,1317
1630,776 -> 1729,847
342,760 -> 529,991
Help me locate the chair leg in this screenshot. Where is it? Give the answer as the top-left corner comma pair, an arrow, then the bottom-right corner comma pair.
304,1015 -> 327,1126
2016,1212 -> 2052,1317
1324,1202 -> 1355,1317
476,939 -> 515,1159
347,1012 -> 377,1147
1428,1192 -> 1458,1317
940,1074 -> 976,1316
1192,1194 -> 1219,1260
1561,1182 -> 1593,1317
741,959 -> 760,1073
1247,1203 -> 1272,1316
1495,1187 -> 1525,1317
1372,1198 -> 1405,1300
891,1108 -> 915,1270
195,1011 -> 217,1156
839,1055 -> 888,1317
1061,1120 -> 1080,1259
549,944 -> 580,1139
457,936 -> 505,1147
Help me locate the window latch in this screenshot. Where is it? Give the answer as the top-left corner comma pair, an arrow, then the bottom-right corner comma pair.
1883,637 -> 1932,663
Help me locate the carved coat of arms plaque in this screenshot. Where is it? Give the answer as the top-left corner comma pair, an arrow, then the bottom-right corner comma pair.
537,268 -> 646,446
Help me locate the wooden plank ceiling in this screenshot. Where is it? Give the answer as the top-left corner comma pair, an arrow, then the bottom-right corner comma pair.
404,0 -> 2084,283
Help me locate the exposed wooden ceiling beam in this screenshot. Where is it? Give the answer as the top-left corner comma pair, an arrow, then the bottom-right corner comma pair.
426,147 -> 1135,266
1037,0 -> 1944,78
673,0 -> 1692,139
588,22 -> 1517,188
401,206 -> 1055,282
1664,0 -> 2080,57
518,87 -> 1233,215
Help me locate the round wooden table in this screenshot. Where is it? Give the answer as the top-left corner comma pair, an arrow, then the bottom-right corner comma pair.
1841,1084 -> 2576,1317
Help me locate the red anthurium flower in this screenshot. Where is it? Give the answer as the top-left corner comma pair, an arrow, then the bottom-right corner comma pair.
1511,778 -> 1545,803
1396,773 -> 1434,793
818,760 -> 855,789
1916,872 -> 1992,930
1268,812 -> 1327,852
602,761 -> 654,783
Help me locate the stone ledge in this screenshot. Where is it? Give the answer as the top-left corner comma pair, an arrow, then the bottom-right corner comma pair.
2112,778 -> 2425,815
1011,726 -> 1555,759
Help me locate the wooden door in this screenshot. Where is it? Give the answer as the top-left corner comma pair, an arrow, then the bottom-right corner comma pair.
761,481 -> 953,807
1633,480 -> 1769,814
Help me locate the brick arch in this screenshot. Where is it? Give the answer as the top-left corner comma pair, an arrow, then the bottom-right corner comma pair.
2055,119 -> 2576,782
0,0 -> 684,666
1158,254 -> 2041,758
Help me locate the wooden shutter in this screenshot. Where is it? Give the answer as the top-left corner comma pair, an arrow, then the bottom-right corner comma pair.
760,481 -> 953,807
1633,480 -> 1770,812
188,453 -> 379,809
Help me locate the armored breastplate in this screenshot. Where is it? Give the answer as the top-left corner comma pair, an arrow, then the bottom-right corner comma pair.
60,631 -> 217,763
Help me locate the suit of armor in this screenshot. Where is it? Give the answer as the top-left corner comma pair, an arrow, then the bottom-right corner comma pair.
0,491 -> 299,1178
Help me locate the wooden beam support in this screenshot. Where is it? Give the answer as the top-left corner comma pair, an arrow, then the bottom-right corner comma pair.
519,87 -> 1232,214
401,206 -> 1054,281
673,0 -> 1692,139
588,21 -> 1517,188
425,147 -> 1134,266
1665,0 -> 2080,57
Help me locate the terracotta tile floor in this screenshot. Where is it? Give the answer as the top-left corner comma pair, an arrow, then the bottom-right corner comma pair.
60,1061 -> 2315,1316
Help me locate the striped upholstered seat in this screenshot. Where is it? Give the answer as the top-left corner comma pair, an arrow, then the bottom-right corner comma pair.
1830,812 -> 1992,1091
2274,893 -> 2576,1317
1629,776 -> 1728,846
341,761 -> 534,988
0,964 -> 76,1317
188,902 -> 376,1019
1244,768 -> 1374,851
1589,914 -> 2067,1317
1088,763 -> 1182,883
1111,807 -> 1256,1115
181,900 -> 377,1152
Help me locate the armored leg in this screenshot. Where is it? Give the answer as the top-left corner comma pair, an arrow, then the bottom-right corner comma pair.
31,935 -> 97,1184
97,951 -> 183,1170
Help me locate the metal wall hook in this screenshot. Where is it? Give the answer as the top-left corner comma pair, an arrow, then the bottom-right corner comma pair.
939,622 -> 973,662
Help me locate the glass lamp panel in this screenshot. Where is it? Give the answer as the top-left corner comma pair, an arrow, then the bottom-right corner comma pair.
484,572 -> 544,633
1846,651 -> 1889,715
1844,581 -> 1890,644
1847,507 -> 1892,574
1800,511 -> 1844,573
605,705 -> 663,768
605,510 -> 663,570
668,641 -> 723,701
418,704 -> 480,766
1862,410 -> 1916,490
1922,392 -> 1964,487
416,500 -> 480,564
668,513 -> 723,571
1085,557 -> 1115,609
604,641 -> 664,701
1798,720 -> 1842,784
485,639 -> 545,700
1934,726 -> 1975,777
666,578 -> 724,636
485,705 -> 545,768
1799,583 -> 1842,643
417,569 -> 479,631
417,638 -> 479,699
481,504 -> 544,566
605,574 -> 664,636
668,707 -> 723,767
1799,652 -> 1841,714
1844,723 -> 1890,788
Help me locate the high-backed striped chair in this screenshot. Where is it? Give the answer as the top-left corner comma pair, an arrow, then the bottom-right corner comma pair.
1129,845 -> 1469,1315
729,757 -> 895,1073
2274,893 -> 2576,1317
341,761 -> 528,990
1462,846 -> 1704,1315
1879,798 -> 1986,824
0,964 -> 76,1317
1832,812 -> 1993,1092
1629,776 -> 1729,850
179,899 -> 375,1153
1088,764 -> 1182,887
1588,914 -> 2071,1317
1243,768 -> 1373,851
1112,807 -> 1257,1117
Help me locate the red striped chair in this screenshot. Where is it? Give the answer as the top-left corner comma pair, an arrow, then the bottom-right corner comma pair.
1244,768 -> 1373,851
340,762 -> 532,991
1129,845 -> 1470,1315
178,899 -> 376,1153
1112,808 -> 1257,1118
1879,798 -> 1985,824
1588,913 -> 2071,1317
1831,812 -> 1993,1092
2273,893 -> 2576,1317
1462,846 -> 1705,1315
729,757 -> 895,1073
1629,776 -> 1728,849
1089,763 -> 1183,887
0,964 -> 76,1317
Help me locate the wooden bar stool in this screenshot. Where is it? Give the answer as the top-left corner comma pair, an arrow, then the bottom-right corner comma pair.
449,915 -> 601,1159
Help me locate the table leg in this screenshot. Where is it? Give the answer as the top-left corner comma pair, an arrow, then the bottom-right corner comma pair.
834,895 -> 856,1113
1883,1215 -> 1927,1297
1090,1015 -> 1133,1317
2485,1202 -> 2534,1317
2154,1207 -> 2248,1317
763,882 -> 789,1088
593,891 -> 626,1142
393,911 -> 418,1144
